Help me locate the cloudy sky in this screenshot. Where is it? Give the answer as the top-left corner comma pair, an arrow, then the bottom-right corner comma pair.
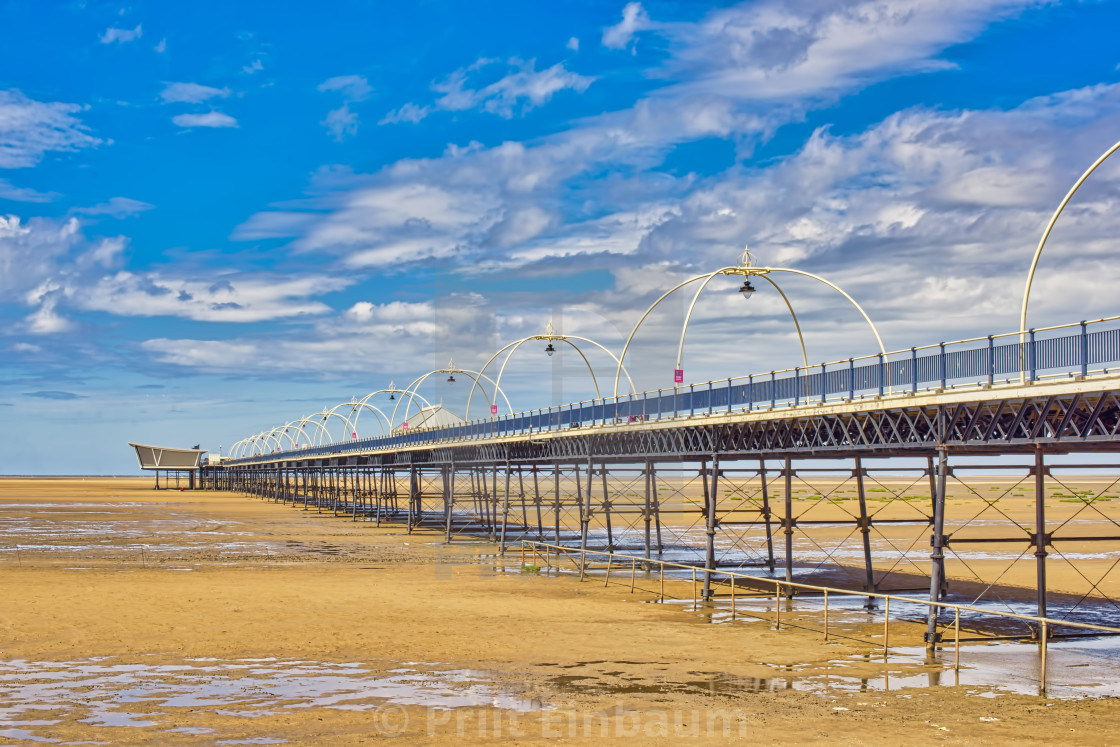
2,0 -> 1119,473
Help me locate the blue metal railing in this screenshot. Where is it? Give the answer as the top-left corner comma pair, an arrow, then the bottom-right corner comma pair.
230,316 -> 1120,464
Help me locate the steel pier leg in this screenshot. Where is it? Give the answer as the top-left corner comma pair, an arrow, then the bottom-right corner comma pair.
499,458 -> 511,554
703,454 -> 719,601
601,465 -> 613,552
784,457 -> 794,597
1035,449 -> 1048,621
760,460 -> 775,573
445,462 -> 455,543
855,457 -> 876,606
925,448 -> 948,647
643,459 -> 652,561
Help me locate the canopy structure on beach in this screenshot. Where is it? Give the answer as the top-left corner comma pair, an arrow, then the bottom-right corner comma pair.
128,443 -> 207,471
128,442 -> 207,489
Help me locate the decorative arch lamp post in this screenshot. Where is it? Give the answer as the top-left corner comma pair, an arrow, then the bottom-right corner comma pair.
613,245 -> 888,396
394,357 -> 513,429
1019,138 -> 1120,383
465,320 -> 637,419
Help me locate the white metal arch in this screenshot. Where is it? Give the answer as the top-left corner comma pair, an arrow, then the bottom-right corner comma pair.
280,419 -> 318,450
293,417 -> 333,448
612,249 -> 887,397
310,409 -> 359,446
353,388 -> 430,435
1019,139 -> 1120,381
393,359 -> 513,427
229,437 -> 249,458
465,327 -> 637,419
324,400 -> 392,441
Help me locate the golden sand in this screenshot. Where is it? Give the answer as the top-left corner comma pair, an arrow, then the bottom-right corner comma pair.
1,477 -> 1118,744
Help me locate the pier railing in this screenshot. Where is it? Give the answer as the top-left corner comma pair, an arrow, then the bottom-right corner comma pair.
518,540 -> 1120,695
233,315 -> 1120,463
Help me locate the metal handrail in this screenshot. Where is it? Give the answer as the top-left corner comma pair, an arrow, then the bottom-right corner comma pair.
519,540 -> 1120,693
225,315 -> 1120,464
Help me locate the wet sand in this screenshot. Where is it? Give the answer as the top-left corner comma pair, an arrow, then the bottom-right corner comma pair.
1,477 -> 1119,744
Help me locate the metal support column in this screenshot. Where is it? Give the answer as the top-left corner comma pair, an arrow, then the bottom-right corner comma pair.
854,457 -> 876,605
926,448 -> 948,646
703,454 -> 720,601
760,459 -> 775,573
643,459 -> 652,561
783,457 -> 794,597
499,456 -> 512,554
1035,449 -> 1049,621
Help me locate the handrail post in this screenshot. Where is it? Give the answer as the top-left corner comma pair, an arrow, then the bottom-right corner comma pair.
911,347 -> 918,394
770,371 -> 776,408
707,381 -> 713,415
939,342 -> 946,389
747,374 -> 753,411
987,335 -> 995,386
883,596 -> 890,655
954,607 -> 960,671
878,353 -> 885,397
689,384 -> 695,417
823,590 -> 829,640
848,358 -> 855,400
1040,620 -> 1048,694
1080,320 -> 1089,377
820,362 -> 827,404
1029,328 -> 1037,382
794,367 -> 800,406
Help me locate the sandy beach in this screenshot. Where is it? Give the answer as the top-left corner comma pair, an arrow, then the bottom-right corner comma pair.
1,477 -> 1119,744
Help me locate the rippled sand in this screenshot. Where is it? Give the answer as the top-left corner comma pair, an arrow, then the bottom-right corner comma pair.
1,477 -> 1118,745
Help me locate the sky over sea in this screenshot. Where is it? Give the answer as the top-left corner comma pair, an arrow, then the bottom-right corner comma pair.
2,1 -> 1120,473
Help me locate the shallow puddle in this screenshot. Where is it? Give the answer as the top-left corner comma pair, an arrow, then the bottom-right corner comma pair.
0,657 -> 542,743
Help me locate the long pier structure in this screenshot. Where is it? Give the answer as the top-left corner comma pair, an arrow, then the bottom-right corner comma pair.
206,314 -> 1120,645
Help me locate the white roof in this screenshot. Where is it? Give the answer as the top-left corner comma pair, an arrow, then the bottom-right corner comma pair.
128,442 -> 206,470
391,404 -> 465,434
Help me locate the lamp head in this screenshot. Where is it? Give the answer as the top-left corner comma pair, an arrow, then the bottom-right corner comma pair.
738,278 -> 757,299
447,373 -> 456,383
545,342 -> 556,357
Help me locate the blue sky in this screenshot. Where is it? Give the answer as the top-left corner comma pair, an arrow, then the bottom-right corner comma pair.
2,0 -> 1120,473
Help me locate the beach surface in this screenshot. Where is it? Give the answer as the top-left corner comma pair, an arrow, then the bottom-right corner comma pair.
1,477 -> 1118,744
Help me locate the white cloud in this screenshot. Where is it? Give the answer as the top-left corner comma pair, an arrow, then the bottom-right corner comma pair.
141,299 -> 440,375
0,89 -> 101,168
382,58 -> 594,124
567,37 -> 580,52
0,213 -> 353,337
226,0 -> 1120,382
243,59 -> 263,74
602,2 -> 651,50
322,104 -> 358,141
160,82 -> 231,104
317,75 -> 372,101
379,102 -> 430,125
75,272 -> 347,322
0,214 -> 80,297
656,0 -> 1032,101
100,25 -> 142,44
25,293 -> 72,334
72,197 -> 154,218
172,111 -> 238,129
0,178 -> 57,203
154,38 -> 167,54
434,58 -> 595,118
